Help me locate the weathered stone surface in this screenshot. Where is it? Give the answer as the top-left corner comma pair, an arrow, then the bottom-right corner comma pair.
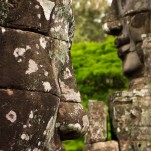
0,89 -> 60,150
49,3 -> 74,42
103,0 -> 150,80
142,34 -> 151,78
0,26 -> 60,96
0,0 -> 73,40
85,100 -> 107,143
83,141 -> 119,151
51,39 -> 81,102
120,140 -> 151,151
0,0 -> 54,33
57,102 -> 89,140
109,89 -> 151,150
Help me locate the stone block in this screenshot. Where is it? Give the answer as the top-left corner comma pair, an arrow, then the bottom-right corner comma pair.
0,89 -> 60,150
0,0 -> 73,39
0,0 -> 55,33
49,4 -> 73,41
50,39 -> 81,102
120,140 -> 151,151
83,141 -> 119,151
85,100 -> 107,143
109,89 -> 151,150
0,26 -> 60,96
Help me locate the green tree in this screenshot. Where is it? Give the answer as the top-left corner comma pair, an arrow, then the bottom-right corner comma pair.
73,0 -> 109,42
72,37 -> 128,106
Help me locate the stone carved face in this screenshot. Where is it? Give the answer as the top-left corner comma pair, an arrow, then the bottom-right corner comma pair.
103,0 -> 151,78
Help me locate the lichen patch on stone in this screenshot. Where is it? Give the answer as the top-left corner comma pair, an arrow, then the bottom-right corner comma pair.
21,133 -> 30,141
42,81 -> 52,92
13,48 -> 26,58
39,37 -> 47,49
64,67 -> 72,79
29,111 -> 34,119
59,80 -> 81,102
6,89 -> 14,96
44,71 -> 49,76
1,27 -> 6,33
26,59 -> 38,75
6,110 -> 17,123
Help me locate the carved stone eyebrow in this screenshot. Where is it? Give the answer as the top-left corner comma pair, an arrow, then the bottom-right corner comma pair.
124,9 -> 150,17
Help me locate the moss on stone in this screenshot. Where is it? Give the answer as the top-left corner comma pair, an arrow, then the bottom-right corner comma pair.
0,2 -> 8,24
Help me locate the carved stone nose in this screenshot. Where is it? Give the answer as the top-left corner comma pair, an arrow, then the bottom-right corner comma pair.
102,20 -> 122,36
115,35 -> 130,48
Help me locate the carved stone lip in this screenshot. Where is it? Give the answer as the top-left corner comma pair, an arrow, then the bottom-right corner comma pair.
115,36 -> 130,59
118,44 -> 130,59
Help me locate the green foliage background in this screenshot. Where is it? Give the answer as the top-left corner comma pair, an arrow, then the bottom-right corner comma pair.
63,37 -> 128,151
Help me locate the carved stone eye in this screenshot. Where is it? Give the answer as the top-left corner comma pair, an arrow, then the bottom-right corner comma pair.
130,13 -> 148,28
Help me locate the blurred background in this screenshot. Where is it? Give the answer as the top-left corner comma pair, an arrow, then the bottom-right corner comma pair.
63,0 -> 128,150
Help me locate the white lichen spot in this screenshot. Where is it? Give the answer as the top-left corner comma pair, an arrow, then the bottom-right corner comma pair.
68,123 -> 82,132
36,44 -> 40,49
1,27 -> 6,33
6,110 -> 17,123
142,34 -> 147,40
44,71 -> 49,76
117,127 -> 121,133
36,0 -> 55,20
26,45 -> 31,50
55,26 -> 61,32
37,14 -> 41,19
64,24 -> 68,33
21,133 -> 29,141
39,37 -> 47,49
56,123 -> 60,128
25,59 -> 38,75
38,141 -> 41,146
7,89 -> 14,96
35,5 -> 40,9
29,111 -> 34,119
59,80 -> 81,102
28,123 -> 32,127
17,59 -> 22,63
102,23 -> 110,33
42,81 -> 52,92
64,67 -> 72,79
50,28 -> 55,32
13,48 -> 26,58
40,65 -> 43,67
43,130 -> 47,135
23,125 -> 27,128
